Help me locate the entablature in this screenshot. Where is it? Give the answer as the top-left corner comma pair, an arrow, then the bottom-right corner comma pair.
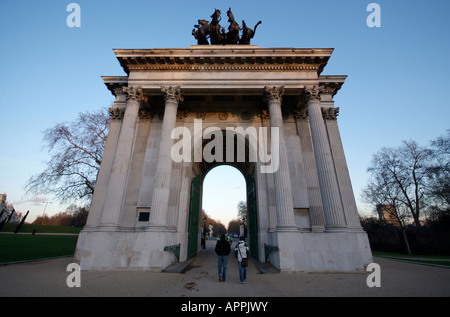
113,46 -> 333,75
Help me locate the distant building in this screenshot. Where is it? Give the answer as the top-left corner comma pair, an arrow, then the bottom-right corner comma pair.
0,193 -> 8,222
0,193 -> 21,224
0,194 -> 6,211
376,204 -> 402,227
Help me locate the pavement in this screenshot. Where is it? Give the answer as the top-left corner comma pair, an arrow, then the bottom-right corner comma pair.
0,239 -> 449,298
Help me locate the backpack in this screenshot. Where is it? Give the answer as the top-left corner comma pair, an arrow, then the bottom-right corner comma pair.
235,242 -> 248,267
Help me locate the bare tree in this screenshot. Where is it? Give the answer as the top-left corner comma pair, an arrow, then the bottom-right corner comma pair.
362,162 -> 412,253
364,140 -> 432,227
227,219 -> 241,235
427,130 -> 450,208
202,211 -> 227,236
25,108 -> 110,204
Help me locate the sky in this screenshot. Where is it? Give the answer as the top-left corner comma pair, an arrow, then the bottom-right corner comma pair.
0,0 -> 449,224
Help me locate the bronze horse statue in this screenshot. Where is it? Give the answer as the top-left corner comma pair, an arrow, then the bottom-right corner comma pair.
191,8 -> 261,45
224,8 -> 240,44
192,19 -> 210,45
209,9 -> 225,45
239,20 -> 262,45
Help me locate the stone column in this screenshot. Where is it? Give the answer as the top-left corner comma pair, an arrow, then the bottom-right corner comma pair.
99,86 -> 146,229
305,85 -> 346,231
84,87 -> 126,230
147,86 -> 183,231
323,107 -> 363,231
264,86 -> 297,232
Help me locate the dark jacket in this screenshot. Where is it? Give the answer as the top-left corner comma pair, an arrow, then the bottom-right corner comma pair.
215,238 -> 231,256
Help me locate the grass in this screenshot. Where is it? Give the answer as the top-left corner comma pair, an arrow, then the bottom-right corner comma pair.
373,251 -> 450,267
0,224 -> 81,263
0,234 -> 79,264
1,223 -> 82,234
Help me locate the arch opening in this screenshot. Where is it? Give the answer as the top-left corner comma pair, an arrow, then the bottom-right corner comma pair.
202,165 -> 246,235
187,128 -> 259,259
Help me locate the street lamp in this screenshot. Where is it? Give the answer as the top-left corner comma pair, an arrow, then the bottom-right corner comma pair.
202,216 -> 207,249
40,201 -> 52,225
241,216 -> 246,238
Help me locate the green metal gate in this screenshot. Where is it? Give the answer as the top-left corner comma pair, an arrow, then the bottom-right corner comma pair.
247,175 -> 258,259
187,175 -> 201,259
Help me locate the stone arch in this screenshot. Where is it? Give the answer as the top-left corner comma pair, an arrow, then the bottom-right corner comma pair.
187,127 -> 259,258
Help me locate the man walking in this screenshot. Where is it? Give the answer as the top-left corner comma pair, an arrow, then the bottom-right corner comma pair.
215,234 -> 231,282
235,236 -> 249,284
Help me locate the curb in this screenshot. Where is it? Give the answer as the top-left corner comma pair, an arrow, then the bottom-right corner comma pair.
0,255 -> 73,266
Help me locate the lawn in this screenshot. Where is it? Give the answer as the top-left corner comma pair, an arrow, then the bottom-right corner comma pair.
0,234 -> 79,264
1,223 -> 82,234
373,251 -> 450,267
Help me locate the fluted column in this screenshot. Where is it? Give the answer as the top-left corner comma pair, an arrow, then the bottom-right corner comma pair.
147,86 -> 183,231
323,107 -> 363,231
264,86 -> 297,232
99,86 -> 146,229
84,87 -> 126,230
306,85 -> 346,231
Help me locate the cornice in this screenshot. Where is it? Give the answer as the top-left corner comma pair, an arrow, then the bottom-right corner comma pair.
101,51 -> 348,99
113,46 -> 333,75
319,75 -> 347,97
102,76 -> 128,96
126,64 -> 320,72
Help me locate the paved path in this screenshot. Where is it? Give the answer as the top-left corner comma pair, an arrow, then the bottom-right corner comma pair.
0,240 -> 449,297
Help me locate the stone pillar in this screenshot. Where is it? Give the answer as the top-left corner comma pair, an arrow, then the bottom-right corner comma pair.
264,86 -> 297,232
84,87 -> 125,230
99,86 -> 146,229
147,86 -> 183,231
323,107 -> 363,231
305,86 -> 346,231
295,108 -> 326,232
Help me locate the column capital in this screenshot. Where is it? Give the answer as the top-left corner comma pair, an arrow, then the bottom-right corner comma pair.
162,86 -> 184,104
123,86 -> 147,103
113,86 -> 126,97
321,107 -> 340,120
264,86 -> 285,103
108,107 -> 125,120
305,85 -> 323,101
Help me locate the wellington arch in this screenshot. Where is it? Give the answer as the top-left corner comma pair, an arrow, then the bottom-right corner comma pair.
74,44 -> 373,272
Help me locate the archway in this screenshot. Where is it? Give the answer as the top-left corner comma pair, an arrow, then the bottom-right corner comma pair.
187,128 -> 259,259
202,165 -> 246,237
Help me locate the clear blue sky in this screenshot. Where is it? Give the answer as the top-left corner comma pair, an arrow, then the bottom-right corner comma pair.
0,0 -> 449,223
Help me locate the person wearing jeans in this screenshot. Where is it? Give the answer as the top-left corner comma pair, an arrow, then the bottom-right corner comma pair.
235,236 -> 249,284
215,234 -> 231,282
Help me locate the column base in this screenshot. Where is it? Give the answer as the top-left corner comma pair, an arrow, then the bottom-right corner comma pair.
276,224 -> 298,232
95,225 -> 120,232
145,225 -> 176,232
324,224 -> 348,232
